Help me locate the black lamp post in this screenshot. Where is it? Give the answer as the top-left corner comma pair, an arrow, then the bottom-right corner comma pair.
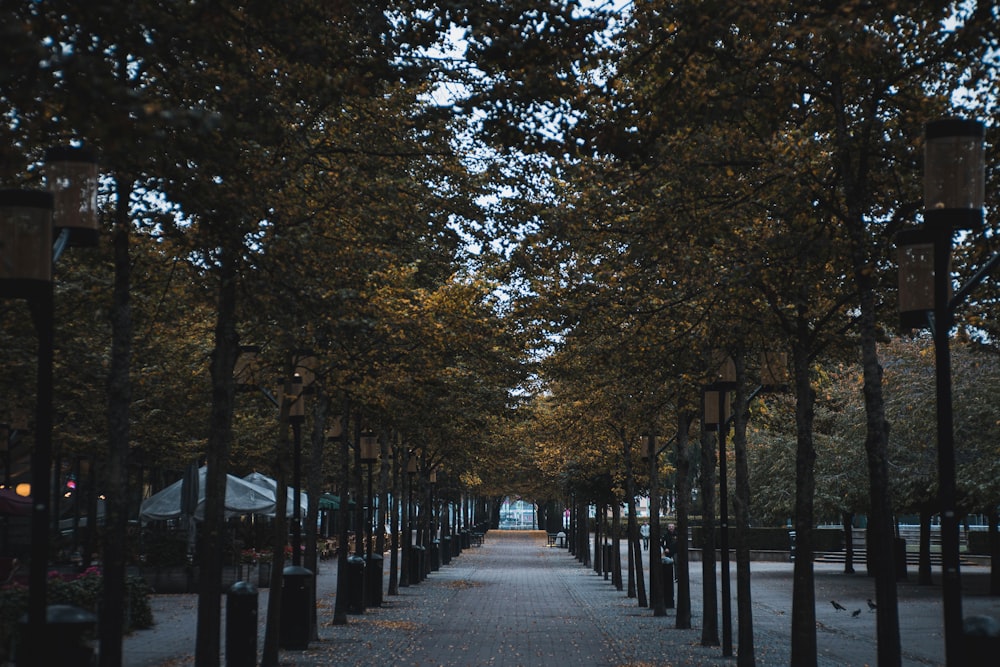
285,375 -> 305,566
703,353 -> 736,657
897,118 -> 991,666
237,347 -> 316,567
1,146 -> 98,667
407,451 -> 418,583
359,432 -> 378,557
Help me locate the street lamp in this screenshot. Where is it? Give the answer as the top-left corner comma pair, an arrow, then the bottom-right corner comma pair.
44,146 -> 100,252
284,375 -> 305,567
359,431 -> 382,606
0,145 -> 99,667
406,451 -> 419,584
235,346 -> 316,567
897,117 -> 991,667
359,432 -> 378,555
703,353 -> 736,657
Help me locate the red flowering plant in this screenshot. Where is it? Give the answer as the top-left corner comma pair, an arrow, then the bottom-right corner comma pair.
241,548 -> 272,564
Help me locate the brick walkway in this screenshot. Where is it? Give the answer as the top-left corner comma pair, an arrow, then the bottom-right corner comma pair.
124,530 -> 1000,666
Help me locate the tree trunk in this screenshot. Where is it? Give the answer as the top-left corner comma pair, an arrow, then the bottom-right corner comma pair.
790,336 -> 817,667
989,509 -> 999,596
332,402 -> 351,623
649,434 -> 666,616
612,501 -> 623,591
399,448 -> 410,587
623,445 -> 645,604
918,509 -> 933,585
99,176 -> 135,667
196,243 -> 239,667
594,504 -> 602,576
387,442 -> 400,595
306,393 -> 326,641
381,431 -> 395,595
673,412 -> 693,629
856,264 -> 901,667
843,512 -> 856,574
700,426 -> 719,646
733,352 -> 755,667
353,419 -> 364,556
835,88 -> 901,667
632,507 -> 647,607
260,422 -> 290,667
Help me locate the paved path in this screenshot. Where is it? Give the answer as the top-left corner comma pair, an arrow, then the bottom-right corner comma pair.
123,530 -> 1000,666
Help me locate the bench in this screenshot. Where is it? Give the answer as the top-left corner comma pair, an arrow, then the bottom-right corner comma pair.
546,533 -> 558,547
471,532 -> 484,547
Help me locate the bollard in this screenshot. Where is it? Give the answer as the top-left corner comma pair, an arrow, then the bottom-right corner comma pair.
407,545 -> 422,584
430,540 -> 441,572
346,555 -> 366,614
441,536 -> 452,565
226,581 -> 258,667
17,604 -> 97,666
279,565 -> 313,649
416,544 -> 427,581
364,553 -> 384,608
661,557 -> 675,609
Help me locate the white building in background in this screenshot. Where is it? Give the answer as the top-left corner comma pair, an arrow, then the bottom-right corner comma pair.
636,495 -> 651,518
500,497 -> 536,529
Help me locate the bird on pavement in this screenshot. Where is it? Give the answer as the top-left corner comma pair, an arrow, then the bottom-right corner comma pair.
831,600 -> 847,611
852,609 -> 862,617
867,599 -> 877,611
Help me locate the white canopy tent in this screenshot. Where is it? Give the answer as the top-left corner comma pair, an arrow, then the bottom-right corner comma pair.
242,471 -> 308,516
140,466 -> 277,521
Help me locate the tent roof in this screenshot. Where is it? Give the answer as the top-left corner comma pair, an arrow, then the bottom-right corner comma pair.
0,488 -> 32,517
242,472 -> 308,515
318,493 -> 355,511
140,466 -> 276,521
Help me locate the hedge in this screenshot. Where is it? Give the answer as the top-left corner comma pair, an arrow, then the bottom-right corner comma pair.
0,568 -> 152,663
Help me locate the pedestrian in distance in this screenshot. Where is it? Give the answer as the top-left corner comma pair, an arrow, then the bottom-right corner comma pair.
640,523 -> 650,550
661,523 -> 678,563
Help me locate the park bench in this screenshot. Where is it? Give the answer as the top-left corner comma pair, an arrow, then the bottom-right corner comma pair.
471,532 -> 484,547
546,533 -> 558,547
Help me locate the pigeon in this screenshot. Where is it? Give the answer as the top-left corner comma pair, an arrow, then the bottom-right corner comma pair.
852,609 -> 862,617
867,599 -> 877,611
831,600 -> 847,611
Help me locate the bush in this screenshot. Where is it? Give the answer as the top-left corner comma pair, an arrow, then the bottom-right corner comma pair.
139,530 -> 189,567
0,568 -> 153,662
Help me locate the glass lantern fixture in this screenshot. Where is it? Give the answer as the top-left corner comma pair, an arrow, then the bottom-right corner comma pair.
923,118 -> 985,231
0,190 -> 54,299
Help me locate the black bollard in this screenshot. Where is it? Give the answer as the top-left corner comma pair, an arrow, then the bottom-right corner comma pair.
430,540 -> 441,572
346,555 -> 366,614
441,536 -> 452,565
661,557 -> 675,609
226,581 -> 258,667
365,553 -> 384,608
17,604 -> 97,667
279,565 -> 313,649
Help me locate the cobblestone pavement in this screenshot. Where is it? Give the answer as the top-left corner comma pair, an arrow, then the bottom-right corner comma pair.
123,531 -> 999,666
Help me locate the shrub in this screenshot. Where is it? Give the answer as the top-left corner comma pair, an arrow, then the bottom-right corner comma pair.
0,568 -> 153,662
